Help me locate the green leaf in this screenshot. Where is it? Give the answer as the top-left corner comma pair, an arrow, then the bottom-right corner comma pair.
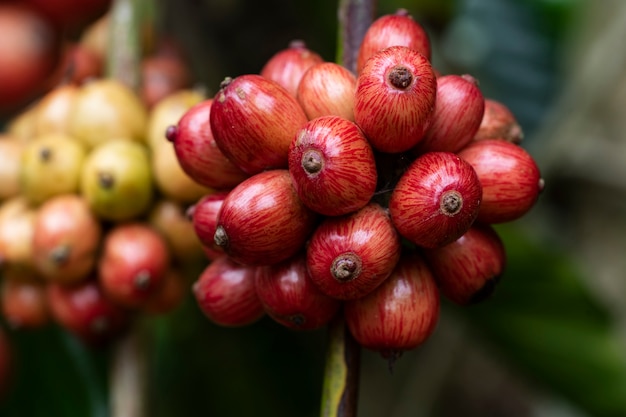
462,224 -> 626,417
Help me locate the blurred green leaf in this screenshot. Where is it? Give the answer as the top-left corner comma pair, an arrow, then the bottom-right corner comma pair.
462,223 -> 626,417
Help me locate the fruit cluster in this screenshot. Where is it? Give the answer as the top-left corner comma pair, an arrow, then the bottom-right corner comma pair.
173,9 -> 543,358
0,10 -> 207,346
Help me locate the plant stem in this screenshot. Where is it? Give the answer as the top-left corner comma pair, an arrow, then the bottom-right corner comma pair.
109,327 -> 147,417
336,0 -> 377,73
320,314 -> 361,417
106,0 -> 143,90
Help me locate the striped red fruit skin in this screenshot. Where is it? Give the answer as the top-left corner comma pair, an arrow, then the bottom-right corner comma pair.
413,74 -> 485,153
423,223 -> 506,305
209,74 -> 308,175
213,170 -> 318,266
345,251 -> 440,356
457,139 -> 543,224
193,255 -> 264,327
306,203 -> 401,301
288,115 -> 377,216
354,45 -> 437,153
356,8 -> 431,75
254,251 -> 341,331
189,191 -> 229,259
296,62 -> 357,121
389,151 -> 482,249
473,99 -> 523,144
260,39 -> 324,98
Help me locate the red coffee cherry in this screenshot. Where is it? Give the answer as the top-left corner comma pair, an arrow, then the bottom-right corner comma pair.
193,255 -> 264,327
474,98 -> 523,144
306,203 -> 401,300
255,251 -> 341,331
288,115 -> 377,216
345,251 -> 439,359
356,8 -> 431,74
423,223 -> 506,305
210,74 -> 308,175
296,62 -> 357,121
213,170 -> 318,266
354,45 -> 436,153
1,278 -> 50,329
389,152 -> 482,248
188,191 -> 229,259
457,139 -> 543,224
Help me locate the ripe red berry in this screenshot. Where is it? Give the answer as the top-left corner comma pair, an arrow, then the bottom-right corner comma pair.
260,40 -> 324,98
98,223 -> 171,308
167,98 -> 249,190
296,62 -> 357,121
413,74 -> 485,153
210,74 -> 308,175
474,99 -> 523,144
288,115 -> 377,216
255,252 -> 341,331
193,255 -> 265,327
356,9 -> 431,74
188,191 -> 229,259
1,278 -> 50,329
389,152 -> 482,248
213,170 -> 318,266
306,203 -> 401,300
47,280 -> 130,345
345,251 -> 439,358
354,45 -> 436,153
423,223 -> 506,305
457,139 -> 543,224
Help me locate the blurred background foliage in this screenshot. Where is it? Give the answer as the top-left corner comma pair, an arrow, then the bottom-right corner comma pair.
3,0 -> 626,416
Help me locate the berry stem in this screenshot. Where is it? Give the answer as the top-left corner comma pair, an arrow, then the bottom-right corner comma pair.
109,326 -> 148,417
336,0 -> 376,73
320,313 -> 361,417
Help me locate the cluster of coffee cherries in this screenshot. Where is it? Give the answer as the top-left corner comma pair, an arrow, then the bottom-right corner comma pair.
0,10 -> 208,347
171,8 -> 543,358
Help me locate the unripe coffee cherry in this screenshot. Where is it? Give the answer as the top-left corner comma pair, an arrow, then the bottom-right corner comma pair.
354,45 -> 436,153
389,152 -> 482,248
288,116 -> 377,216
296,62 -> 356,121
345,252 -> 439,359
255,252 -> 341,331
306,203 -> 401,300
356,9 -> 431,74
474,99 -> 523,143
457,139 -> 543,223
193,255 -> 265,327
260,40 -> 324,98
214,170 -> 318,266
414,74 -> 485,153
423,224 -> 505,305
210,74 -> 308,175
166,98 -> 249,190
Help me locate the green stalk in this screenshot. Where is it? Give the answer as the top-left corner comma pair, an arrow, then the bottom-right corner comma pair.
320,314 -> 362,417
106,0 -> 143,90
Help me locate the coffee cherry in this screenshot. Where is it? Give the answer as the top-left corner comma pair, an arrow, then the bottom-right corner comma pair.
33,84 -> 79,136
210,74 -> 308,175
214,170 -> 317,266
389,152 -> 482,248
47,279 -> 130,345
296,62 -> 357,121
188,191 -> 228,259
474,99 -> 523,144
423,223 -> 505,305
260,39 -> 324,98
345,251 -> 439,359
98,223 -> 171,308
32,194 -> 102,284
167,98 -> 249,190
457,139 -> 543,223
255,251 -> 341,331
354,45 -> 436,153
356,9 -> 431,74
20,133 -> 86,205
192,255 -> 265,327
1,278 -> 50,329
306,203 -> 401,300
413,74 -> 485,153
288,116 -> 377,216
0,135 -> 23,200
0,200 -> 37,281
